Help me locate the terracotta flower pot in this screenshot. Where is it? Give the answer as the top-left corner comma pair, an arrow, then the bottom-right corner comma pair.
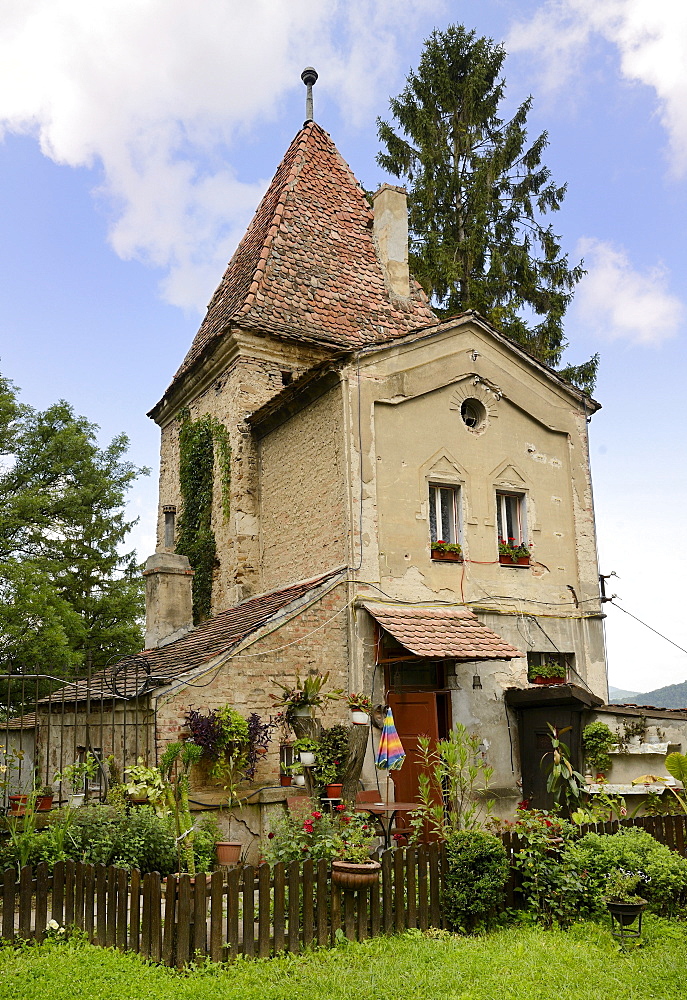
279,774 -> 292,787
325,783 -> 343,799
8,794 -> 28,816
499,554 -> 530,566
36,794 -> 53,812
331,860 -> 381,889
215,841 -> 242,865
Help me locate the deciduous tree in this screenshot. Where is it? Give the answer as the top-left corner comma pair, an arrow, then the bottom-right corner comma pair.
0,372 -> 148,683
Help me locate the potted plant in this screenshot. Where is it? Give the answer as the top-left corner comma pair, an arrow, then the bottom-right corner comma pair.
289,763 -> 306,787
582,721 -> 615,776
215,840 -> 242,866
528,655 -> 566,685
498,537 -> 530,565
346,693 -> 372,725
271,671 -> 342,721
315,724 -> 349,798
123,758 -> 170,815
604,868 -> 648,928
279,769 -> 292,787
430,540 -> 463,562
54,752 -> 99,807
331,810 -> 381,888
245,713 -> 275,778
293,737 -> 319,767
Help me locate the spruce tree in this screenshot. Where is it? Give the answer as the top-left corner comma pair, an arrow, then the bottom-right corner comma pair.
377,24 -> 598,393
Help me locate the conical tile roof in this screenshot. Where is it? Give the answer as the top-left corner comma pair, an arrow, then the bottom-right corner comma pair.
168,121 -> 437,392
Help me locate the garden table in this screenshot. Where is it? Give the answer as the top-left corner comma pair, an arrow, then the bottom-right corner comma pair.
355,801 -> 416,849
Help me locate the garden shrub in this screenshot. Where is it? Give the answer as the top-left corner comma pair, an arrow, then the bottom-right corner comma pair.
0,804 -> 220,875
569,827 -> 687,915
505,809 -> 602,927
442,830 -> 509,932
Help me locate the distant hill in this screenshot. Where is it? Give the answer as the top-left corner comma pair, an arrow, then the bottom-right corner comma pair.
609,681 -> 687,710
608,686 -> 640,703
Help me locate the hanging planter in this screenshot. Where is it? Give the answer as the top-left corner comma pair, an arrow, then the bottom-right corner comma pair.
331,860 -> 381,889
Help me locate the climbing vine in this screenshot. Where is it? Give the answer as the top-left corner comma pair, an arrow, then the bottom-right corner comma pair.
176,409 -> 231,623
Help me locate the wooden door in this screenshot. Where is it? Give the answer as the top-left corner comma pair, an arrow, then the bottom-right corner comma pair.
519,706 -> 583,810
386,691 -> 441,804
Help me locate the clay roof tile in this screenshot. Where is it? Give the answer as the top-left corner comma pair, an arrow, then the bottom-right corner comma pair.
161,122 -> 437,397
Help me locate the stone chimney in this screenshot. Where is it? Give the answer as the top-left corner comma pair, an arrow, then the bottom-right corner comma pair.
372,184 -> 410,298
143,552 -> 195,649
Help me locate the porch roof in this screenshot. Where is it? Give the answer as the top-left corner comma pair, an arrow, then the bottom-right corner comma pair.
362,603 -> 521,660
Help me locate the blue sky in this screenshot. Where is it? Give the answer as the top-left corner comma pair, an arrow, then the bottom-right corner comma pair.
1,0 -> 685,694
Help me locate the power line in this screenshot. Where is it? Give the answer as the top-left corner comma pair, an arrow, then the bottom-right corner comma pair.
609,600 -> 687,658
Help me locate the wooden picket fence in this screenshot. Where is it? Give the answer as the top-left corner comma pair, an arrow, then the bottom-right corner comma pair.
0,844 -> 444,966
2,815 -> 686,966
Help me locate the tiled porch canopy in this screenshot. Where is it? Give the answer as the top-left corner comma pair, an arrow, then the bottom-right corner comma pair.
363,603 -> 520,661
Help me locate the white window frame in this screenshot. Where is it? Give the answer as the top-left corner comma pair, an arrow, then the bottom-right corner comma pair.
429,483 -> 461,545
496,491 -> 527,547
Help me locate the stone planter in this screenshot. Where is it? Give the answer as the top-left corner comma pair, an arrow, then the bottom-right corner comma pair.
292,706 -> 314,718
331,860 -> 381,889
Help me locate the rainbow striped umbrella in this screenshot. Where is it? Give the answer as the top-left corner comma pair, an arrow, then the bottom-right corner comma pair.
375,707 -> 406,771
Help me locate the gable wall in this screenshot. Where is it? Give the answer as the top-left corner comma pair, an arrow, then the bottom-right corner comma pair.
348,319 -> 607,700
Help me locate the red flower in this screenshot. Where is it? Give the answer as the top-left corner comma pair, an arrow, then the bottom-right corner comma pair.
544,819 -> 552,827
268,832 -> 275,839
311,811 -> 322,820
335,804 -> 345,812
303,821 -> 314,833
392,834 -> 404,842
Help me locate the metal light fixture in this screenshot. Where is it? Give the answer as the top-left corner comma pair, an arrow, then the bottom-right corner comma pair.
473,674 -> 482,690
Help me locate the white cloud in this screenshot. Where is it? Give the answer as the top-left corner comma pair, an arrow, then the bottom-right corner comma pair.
507,1 -> 687,174
0,0 -> 441,310
575,237 -> 683,344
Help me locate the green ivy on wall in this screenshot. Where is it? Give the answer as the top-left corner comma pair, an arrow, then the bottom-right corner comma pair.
176,409 -> 231,623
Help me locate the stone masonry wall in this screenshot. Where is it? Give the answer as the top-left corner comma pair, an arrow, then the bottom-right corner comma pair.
155,335 -> 325,610
259,383 -> 348,592
153,579 -> 351,786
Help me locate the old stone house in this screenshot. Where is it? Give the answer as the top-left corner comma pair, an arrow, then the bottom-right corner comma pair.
140,116 -> 610,812
30,113 -> 685,844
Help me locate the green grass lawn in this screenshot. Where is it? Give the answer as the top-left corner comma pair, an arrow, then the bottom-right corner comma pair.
1,918 -> 686,1000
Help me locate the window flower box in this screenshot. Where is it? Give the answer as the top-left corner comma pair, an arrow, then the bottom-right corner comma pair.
431,541 -> 463,562
499,554 -> 530,566
498,538 -> 530,566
